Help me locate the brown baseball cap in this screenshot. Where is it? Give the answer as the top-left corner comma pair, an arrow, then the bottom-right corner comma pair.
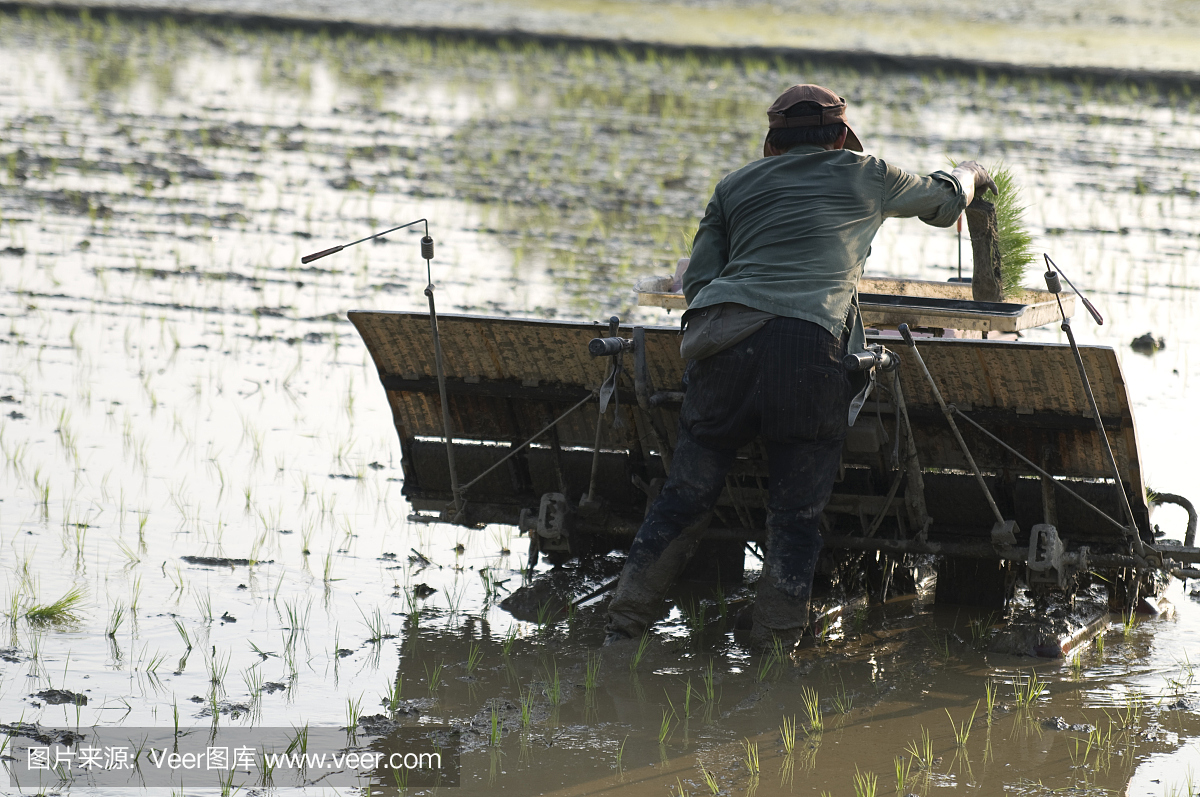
766,84 -> 863,151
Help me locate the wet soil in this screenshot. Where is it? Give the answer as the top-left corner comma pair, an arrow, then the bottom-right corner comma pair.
0,6 -> 1199,796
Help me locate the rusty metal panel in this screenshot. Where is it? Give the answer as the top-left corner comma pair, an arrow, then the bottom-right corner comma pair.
349,311 -> 1145,516
890,337 -> 1142,490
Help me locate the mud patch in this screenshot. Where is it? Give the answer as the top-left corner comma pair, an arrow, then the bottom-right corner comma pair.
30,688 -> 88,706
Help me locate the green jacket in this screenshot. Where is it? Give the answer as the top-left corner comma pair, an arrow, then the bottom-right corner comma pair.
683,145 -> 967,353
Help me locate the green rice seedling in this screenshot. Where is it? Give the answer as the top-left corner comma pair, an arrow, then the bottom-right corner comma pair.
801,686 -> 823,734
922,627 -> 951,662
616,735 -> 627,771
658,707 -> 676,745
243,664 -> 264,697
174,618 -> 192,650
425,660 -> 444,696
894,755 -> 912,794
300,518 -> 314,555
832,678 -> 855,715
1174,653 -> 1195,688
984,678 -> 997,724
852,766 -> 878,797
383,675 -> 403,714
819,614 -> 833,644
520,684 -> 535,730
681,678 -> 695,719
489,700 -> 502,746
194,588 -> 213,623
360,605 -> 390,643
466,641 -> 483,675
286,723 -> 310,759
1121,611 -> 1138,639
702,659 -> 716,704
780,714 -> 797,755
1117,690 -> 1143,729
699,762 -> 719,795
968,612 -> 998,648
6,585 -> 23,628
545,659 -> 562,705
714,582 -> 728,623
106,601 -> 126,637
165,563 -> 185,596
322,549 -> 337,583
535,600 -> 554,634
742,738 -> 760,775
346,693 -> 363,732
129,576 -> 142,615
281,597 -> 310,631
143,649 -> 167,674
630,630 -> 650,672
982,164 -> 1035,299
584,651 -> 600,691
1070,651 -> 1084,679
1096,630 -> 1105,657
1013,670 -> 1046,708
25,584 -> 85,625
756,647 -> 781,683
206,649 -> 230,688
946,702 -> 979,747
502,626 -> 517,657
682,597 -> 705,642
904,727 -> 934,770
115,534 -> 141,567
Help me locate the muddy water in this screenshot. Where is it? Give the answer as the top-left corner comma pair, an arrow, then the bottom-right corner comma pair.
1,8 -> 1199,796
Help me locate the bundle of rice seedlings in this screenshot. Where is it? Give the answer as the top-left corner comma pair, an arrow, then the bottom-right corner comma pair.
24,584 -> 86,625
984,164 -> 1035,299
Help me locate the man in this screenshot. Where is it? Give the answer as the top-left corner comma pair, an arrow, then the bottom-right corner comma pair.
604,84 -> 997,648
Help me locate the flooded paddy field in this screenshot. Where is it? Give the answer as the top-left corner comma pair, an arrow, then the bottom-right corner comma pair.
1,7 -> 1200,795
21,0 -> 1200,73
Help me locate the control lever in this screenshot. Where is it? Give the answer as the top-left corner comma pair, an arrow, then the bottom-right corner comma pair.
843,344 -> 900,373
588,337 -> 634,357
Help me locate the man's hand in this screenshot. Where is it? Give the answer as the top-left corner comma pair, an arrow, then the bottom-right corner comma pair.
951,160 -> 999,206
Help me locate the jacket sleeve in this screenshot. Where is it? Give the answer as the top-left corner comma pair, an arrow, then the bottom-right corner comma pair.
881,162 -> 967,228
682,186 -> 729,305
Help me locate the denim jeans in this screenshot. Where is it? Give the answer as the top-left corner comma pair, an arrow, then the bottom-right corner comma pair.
606,316 -> 851,641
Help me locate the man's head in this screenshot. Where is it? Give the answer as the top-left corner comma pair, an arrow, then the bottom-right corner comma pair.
763,84 -> 863,156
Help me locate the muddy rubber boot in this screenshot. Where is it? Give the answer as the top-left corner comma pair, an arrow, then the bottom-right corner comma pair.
749,569 -> 811,650
604,523 -> 706,641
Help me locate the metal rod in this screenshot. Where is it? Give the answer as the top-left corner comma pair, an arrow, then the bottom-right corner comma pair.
1051,292 -> 1147,555
570,578 -> 619,610
301,218 -> 427,264
425,283 -> 462,516
1153,493 -> 1197,548
821,534 -> 1148,567
956,213 -> 963,281
346,219 -> 428,250
948,406 -> 1128,535
586,317 -> 620,504
898,323 -> 1005,525
891,369 -> 931,539
586,401 -> 605,505
457,392 -> 596,494
1045,254 -> 1104,325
